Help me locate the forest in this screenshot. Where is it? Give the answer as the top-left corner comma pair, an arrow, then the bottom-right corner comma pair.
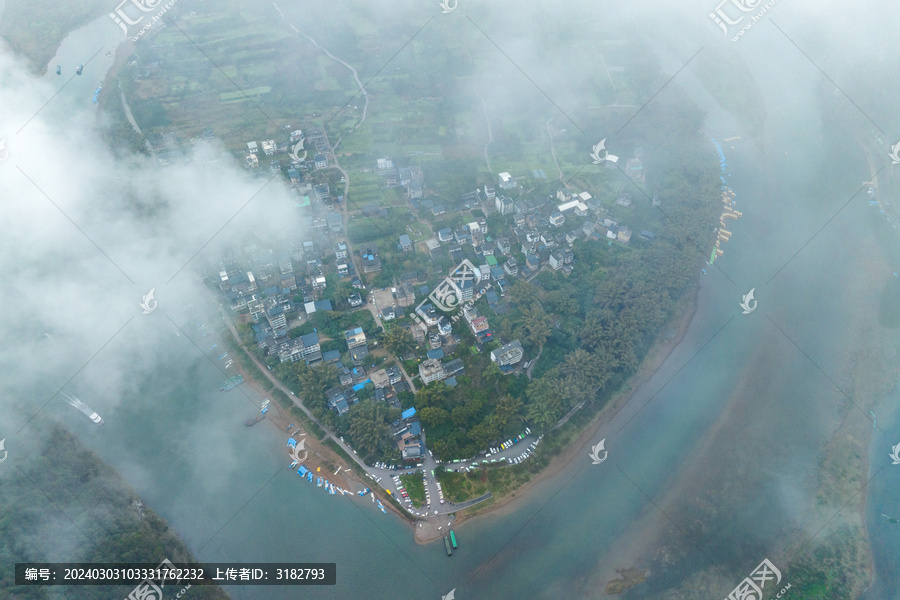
0,425 -> 230,600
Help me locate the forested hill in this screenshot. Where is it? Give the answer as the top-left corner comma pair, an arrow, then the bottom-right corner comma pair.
0,425 -> 230,600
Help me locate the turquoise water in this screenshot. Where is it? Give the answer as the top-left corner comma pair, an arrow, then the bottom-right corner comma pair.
8,7 -> 900,600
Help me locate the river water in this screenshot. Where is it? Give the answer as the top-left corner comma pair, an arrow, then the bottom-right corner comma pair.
9,6 -> 900,600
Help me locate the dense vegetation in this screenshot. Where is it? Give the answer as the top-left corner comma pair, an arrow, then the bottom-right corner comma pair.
413,145 -> 719,461
274,360 -> 403,464
0,426 -> 230,600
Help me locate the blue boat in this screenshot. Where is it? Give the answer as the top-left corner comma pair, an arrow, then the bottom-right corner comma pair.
307,471 -> 314,483
298,466 -> 308,476
219,375 -> 243,391
218,353 -> 227,360
317,477 -> 323,487
358,488 -> 370,496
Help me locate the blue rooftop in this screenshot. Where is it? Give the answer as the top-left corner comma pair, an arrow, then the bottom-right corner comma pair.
401,407 -> 416,420
299,332 -> 319,347
352,379 -> 371,391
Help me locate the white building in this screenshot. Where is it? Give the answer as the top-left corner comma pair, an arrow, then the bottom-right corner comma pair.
498,172 -> 517,190
490,340 -> 524,367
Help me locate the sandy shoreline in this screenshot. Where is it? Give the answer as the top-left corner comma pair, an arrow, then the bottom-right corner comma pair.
220,286 -> 699,545
224,358 -> 360,493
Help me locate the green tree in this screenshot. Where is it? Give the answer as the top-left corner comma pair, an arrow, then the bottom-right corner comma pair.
382,323 -> 416,357
516,303 -> 552,350
525,373 -> 568,432
491,394 -> 524,434
414,381 -> 448,409
507,280 -> 538,308
293,362 -> 339,409
560,348 -> 609,401
545,290 -> 579,316
348,400 -> 391,456
420,406 -> 451,429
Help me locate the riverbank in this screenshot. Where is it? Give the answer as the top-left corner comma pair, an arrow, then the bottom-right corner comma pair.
220,284 -> 701,546
223,355 -> 360,494
436,287 -> 700,532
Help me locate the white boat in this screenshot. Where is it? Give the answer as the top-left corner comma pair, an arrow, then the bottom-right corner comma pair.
60,392 -> 103,424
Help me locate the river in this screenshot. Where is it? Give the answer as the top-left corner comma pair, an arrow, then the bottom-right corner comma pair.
9,6 -> 900,600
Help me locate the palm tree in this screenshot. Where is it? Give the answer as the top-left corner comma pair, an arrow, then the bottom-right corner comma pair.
349,400 -> 390,456
507,280 -> 538,308
526,399 -> 558,433
517,303 -> 551,349
492,394 -> 524,433
561,349 -> 608,399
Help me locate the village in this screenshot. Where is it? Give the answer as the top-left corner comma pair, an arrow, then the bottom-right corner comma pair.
195,123 -> 659,525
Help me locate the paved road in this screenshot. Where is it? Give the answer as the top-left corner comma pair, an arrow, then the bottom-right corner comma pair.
221,307 -> 499,516
364,430 -> 541,517
220,307 -> 371,473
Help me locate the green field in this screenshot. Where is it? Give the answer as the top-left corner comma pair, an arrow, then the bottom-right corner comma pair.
399,472 -> 427,508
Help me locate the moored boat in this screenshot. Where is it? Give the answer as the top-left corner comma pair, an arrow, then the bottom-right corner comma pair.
219,375 -> 244,390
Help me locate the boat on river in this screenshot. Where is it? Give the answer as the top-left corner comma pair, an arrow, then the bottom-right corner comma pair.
219,375 -> 243,391
60,392 -> 103,424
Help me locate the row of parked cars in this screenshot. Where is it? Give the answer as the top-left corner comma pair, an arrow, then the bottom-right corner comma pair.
486,428 -> 532,457
392,474 -> 410,502
510,435 -> 544,464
